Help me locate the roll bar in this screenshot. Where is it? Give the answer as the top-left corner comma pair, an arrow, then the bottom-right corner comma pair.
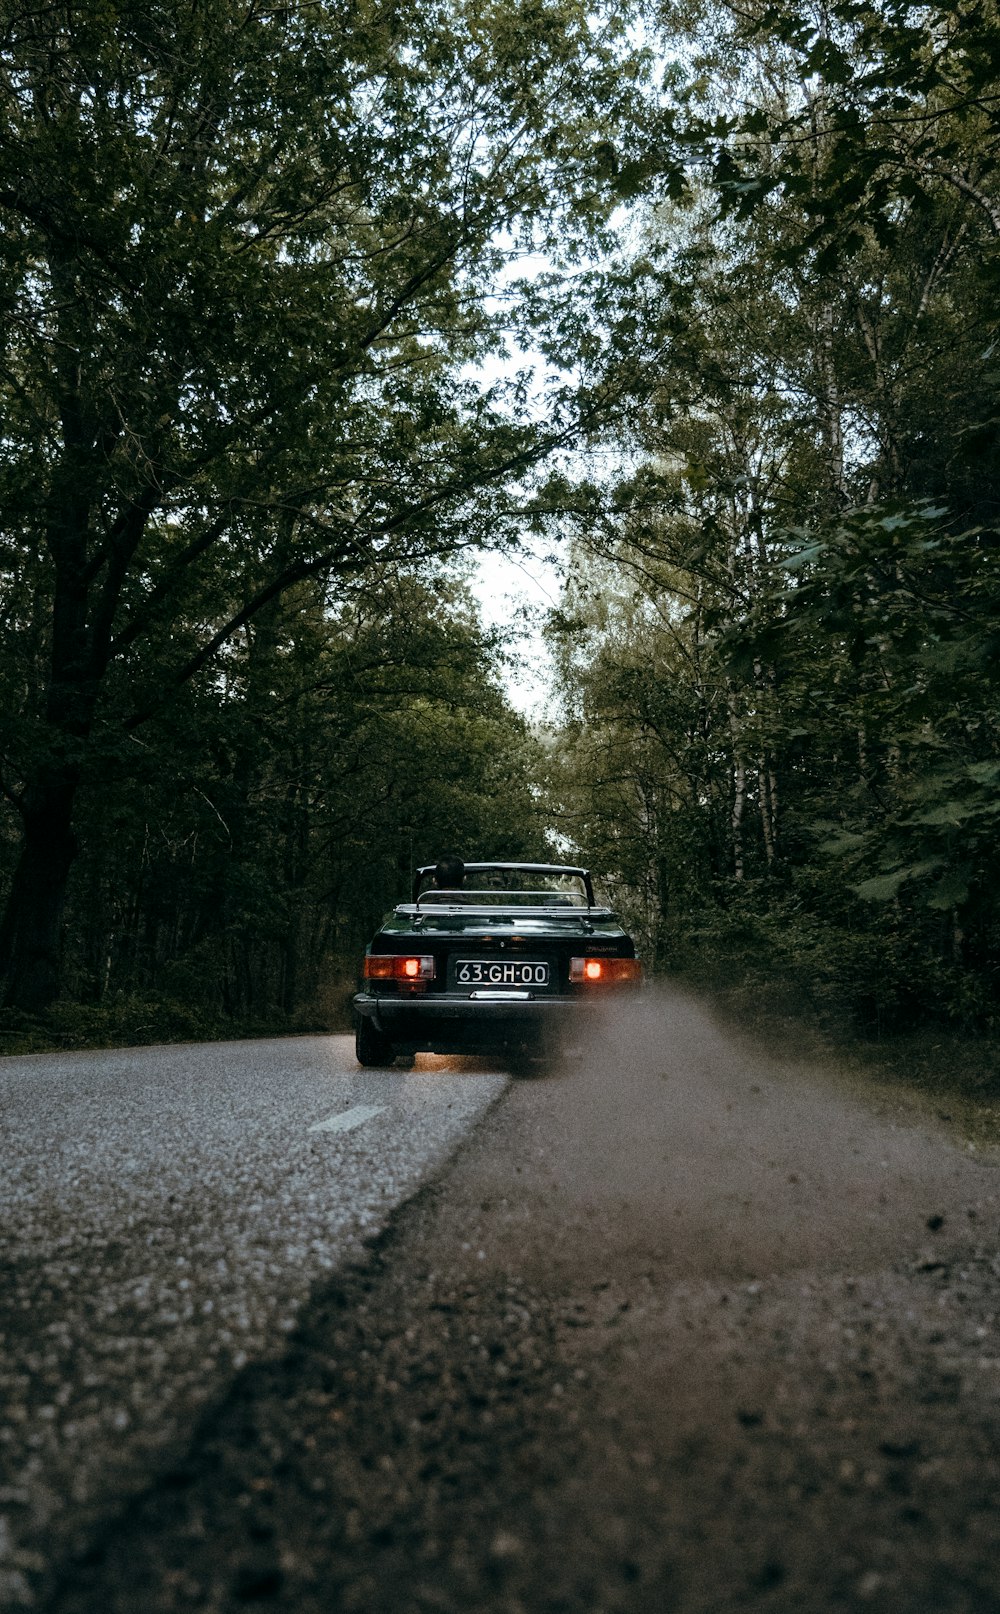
412,862 -> 595,907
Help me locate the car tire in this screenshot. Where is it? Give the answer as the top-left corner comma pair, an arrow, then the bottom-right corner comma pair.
355,1016 -> 395,1067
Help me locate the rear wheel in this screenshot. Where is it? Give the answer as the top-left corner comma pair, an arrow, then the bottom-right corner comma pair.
355,1016 -> 395,1067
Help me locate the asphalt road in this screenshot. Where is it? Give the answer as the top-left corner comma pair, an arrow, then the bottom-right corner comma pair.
0,1035 -> 508,1610
4,993 -> 1000,1613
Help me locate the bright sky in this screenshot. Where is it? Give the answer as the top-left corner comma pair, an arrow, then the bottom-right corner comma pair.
471,541 -> 562,721
462,237 -> 603,722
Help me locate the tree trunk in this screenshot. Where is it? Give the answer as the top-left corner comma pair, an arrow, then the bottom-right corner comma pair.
817,301 -> 848,505
0,402 -> 100,1010
0,770 -> 80,1010
758,762 -> 776,866
731,753 -> 746,882
727,687 -> 746,882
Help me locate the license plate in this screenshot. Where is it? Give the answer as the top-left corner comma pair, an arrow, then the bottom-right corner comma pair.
455,959 -> 549,987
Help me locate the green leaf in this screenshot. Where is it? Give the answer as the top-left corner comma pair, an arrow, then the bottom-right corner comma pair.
851,870 -> 909,902
817,828 -> 868,854
926,872 -> 970,911
907,802 -> 969,827
780,543 -> 826,572
966,762 -> 1000,786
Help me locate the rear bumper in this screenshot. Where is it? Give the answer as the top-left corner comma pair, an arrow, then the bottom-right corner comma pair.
353,990 -> 593,1052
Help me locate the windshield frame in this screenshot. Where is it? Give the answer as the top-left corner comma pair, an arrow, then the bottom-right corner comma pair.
411,862 -> 596,908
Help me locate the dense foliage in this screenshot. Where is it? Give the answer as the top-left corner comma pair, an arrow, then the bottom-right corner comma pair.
545,0 -> 1000,1030
3,0 -> 998,1038
48,572 -> 545,1025
0,0 -> 647,1014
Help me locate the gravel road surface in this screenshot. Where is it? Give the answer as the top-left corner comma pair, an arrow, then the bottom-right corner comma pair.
6,993 -> 1000,1613
0,1036 -> 507,1609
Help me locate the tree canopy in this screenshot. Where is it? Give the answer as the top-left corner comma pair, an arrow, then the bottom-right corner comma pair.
543,0 -> 1000,1029
0,0 -> 650,1010
3,0 -> 999,1036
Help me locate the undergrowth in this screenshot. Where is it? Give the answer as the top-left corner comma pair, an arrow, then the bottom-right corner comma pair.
0,995 -> 345,1057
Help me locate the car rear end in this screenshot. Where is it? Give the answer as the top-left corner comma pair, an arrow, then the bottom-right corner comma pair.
354,864 -> 640,1062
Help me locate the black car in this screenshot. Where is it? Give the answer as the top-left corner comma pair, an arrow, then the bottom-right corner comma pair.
353,862 -> 640,1066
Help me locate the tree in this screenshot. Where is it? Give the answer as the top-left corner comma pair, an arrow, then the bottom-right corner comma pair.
543,0 -> 1000,1024
0,0 -> 651,1008
58,567 -> 546,1019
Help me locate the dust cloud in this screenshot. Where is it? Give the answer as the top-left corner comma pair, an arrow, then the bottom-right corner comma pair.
501,983 -> 993,1286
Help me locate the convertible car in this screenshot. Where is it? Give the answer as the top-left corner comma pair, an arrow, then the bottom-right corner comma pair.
353,862 -> 640,1065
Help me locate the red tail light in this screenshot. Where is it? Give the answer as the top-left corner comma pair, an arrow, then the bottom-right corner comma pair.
364,954 -> 436,981
569,956 -> 641,985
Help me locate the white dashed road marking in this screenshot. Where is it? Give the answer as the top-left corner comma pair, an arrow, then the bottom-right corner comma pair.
309,1104 -> 386,1135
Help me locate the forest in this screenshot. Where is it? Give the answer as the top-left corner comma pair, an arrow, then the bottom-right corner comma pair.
1,0 -> 998,1047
